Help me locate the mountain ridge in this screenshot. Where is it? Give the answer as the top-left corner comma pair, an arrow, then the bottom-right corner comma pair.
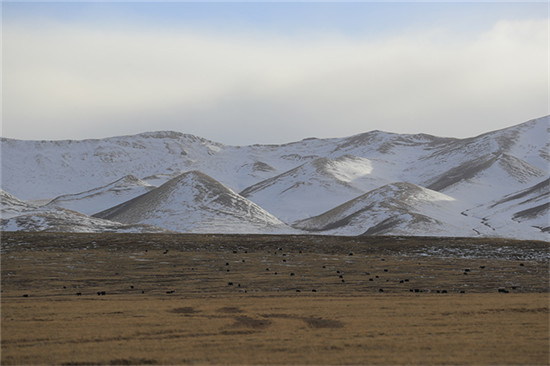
1,116 -> 548,239
93,171 -> 293,234
45,174 -> 155,215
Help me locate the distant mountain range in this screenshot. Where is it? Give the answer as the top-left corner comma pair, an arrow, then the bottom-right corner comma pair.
1,116 -> 548,239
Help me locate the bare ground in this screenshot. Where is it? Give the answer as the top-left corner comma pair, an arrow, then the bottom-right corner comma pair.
1,232 -> 549,365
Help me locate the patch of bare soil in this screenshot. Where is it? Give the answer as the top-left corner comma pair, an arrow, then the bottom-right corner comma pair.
170,306 -> 199,314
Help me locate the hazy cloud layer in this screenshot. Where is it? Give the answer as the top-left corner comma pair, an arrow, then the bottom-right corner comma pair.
3,18 -> 548,144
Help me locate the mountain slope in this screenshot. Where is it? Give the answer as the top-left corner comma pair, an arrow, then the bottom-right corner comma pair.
1,116 -> 548,239
0,189 -> 168,233
1,207 -> 170,233
240,155 -> 390,222
94,171 -> 293,234
292,182 -> 469,236
464,178 -> 550,236
45,175 -> 155,215
3,116 -> 545,203
1,189 -> 37,219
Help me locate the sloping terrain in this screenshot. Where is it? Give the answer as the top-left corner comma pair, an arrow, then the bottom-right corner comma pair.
464,178 -> 550,235
293,182 -> 468,236
1,116 -> 548,238
1,189 -> 168,233
1,189 -> 37,219
2,116 -> 546,202
94,171 -> 292,234
240,155 -> 390,222
45,175 -> 155,215
1,206 -> 168,233
429,153 -> 546,204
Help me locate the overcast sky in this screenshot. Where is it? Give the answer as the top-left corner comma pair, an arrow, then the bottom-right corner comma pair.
2,1 -> 548,145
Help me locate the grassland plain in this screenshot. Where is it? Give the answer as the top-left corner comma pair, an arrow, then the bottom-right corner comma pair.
1,232 -> 549,365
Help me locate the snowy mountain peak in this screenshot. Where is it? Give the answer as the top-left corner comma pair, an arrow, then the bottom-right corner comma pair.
115,174 -> 152,186
93,171 -> 292,234
1,116 -> 548,239
293,182 -> 460,235
135,130 -> 225,149
165,170 -> 234,197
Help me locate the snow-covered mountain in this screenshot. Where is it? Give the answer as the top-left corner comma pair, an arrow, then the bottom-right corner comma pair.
1,207 -> 170,233
240,155 -> 390,222
0,189 -> 168,233
1,116 -> 548,239
293,182 -> 467,236
93,171 -> 293,234
463,178 -> 549,237
1,189 -> 38,219
45,175 -> 155,216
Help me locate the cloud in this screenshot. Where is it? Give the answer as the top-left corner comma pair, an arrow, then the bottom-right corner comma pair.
2,18 -> 548,144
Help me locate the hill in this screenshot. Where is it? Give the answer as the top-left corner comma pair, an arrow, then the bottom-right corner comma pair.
1,116 -> 548,239
93,171 -> 292,234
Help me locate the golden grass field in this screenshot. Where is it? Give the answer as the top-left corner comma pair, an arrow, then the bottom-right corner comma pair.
2,232 -> 549,365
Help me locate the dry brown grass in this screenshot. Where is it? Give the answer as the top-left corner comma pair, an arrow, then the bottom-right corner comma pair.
1,232 -> 549,365
2,294 -> 548,365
